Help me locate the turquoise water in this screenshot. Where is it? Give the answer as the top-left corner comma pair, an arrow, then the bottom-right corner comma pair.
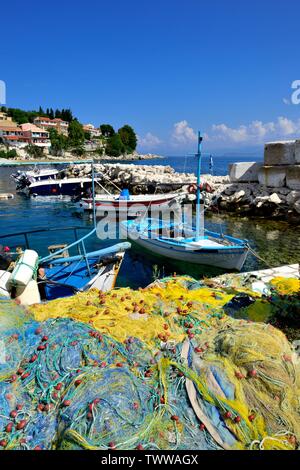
0,158 -> 299,289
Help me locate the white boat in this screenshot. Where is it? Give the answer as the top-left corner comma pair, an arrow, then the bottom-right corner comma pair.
79,191 -> 185,216
121,133 -> 250,271
12,168 -> 60,191
122,219 -> 248,270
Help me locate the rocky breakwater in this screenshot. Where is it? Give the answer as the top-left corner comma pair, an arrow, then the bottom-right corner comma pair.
206,140 -> 300,223
65,162 -> 196,194
206,179 -> 300,222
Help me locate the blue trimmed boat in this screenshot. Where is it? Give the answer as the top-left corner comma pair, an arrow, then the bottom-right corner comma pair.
0,226 -> 131,302
121,133 -> 249,271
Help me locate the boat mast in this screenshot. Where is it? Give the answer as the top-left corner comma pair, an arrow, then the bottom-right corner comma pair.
91,161 -> 96,228
195,131 -> 203,241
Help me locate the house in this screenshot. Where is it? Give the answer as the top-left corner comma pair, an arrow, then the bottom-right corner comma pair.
20,123 -> 50,147
33,116 -> 69,136
0,111 -> 18,128
83,124 -> 101,138
0,125 -> 26,147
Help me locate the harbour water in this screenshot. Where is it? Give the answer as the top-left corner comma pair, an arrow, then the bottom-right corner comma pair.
0,157 -> 299,289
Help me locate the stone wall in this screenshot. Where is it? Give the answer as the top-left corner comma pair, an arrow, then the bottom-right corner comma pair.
229,139 -> 300,191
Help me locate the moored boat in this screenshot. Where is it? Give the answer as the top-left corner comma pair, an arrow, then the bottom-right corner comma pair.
121,132 -> 250,271
79,190 -> 186,216
0,226 -> 130,304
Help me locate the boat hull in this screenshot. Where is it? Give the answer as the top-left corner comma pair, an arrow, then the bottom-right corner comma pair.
28,179 -> 94,197
129,235 -> 248,270
79,193 -> 182,215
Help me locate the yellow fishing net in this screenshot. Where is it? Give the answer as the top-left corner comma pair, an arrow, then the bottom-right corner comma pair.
27,276 -> 300,450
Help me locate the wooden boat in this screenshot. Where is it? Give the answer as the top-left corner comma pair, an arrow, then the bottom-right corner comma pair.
79,191 -> 185,215
121,133 -> 249,271
0,226 -> 130,303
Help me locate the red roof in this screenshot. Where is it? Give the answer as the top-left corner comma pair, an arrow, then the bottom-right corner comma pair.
0,126 -> 23,132
34,116 -> 51,121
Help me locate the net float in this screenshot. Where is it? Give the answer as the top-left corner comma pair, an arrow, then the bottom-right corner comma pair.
235,371 -> 244,380
5,423 -> 14,433
62,400 -> 71,407
234,416 -> 241,423
21,372 -> 30,380
41,336 -> 48,342
55,383 -> 63,391
136,444 -> 144,450
171,415 -> 179,422
16,420 -> 27,430
30,354 -> 38,363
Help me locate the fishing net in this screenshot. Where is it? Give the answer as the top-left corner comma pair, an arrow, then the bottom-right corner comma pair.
0,275 -> 299,450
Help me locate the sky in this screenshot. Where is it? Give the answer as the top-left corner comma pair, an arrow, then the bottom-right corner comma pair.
1,0 -> 300,155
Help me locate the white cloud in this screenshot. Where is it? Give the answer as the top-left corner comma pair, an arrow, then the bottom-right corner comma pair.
171,120 -> 198,145
138,132 -> 162,148
207,117 -> 300,145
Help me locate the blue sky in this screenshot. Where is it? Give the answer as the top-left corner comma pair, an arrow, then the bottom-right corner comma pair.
1,0 -> 300,155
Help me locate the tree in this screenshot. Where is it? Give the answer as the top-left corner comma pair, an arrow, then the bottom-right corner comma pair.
49,128 -> 69,155
106,134 -> 125,157
100,124 -> 115,138
71,146 -> 85,157
25,144 -> 44,159
118,125 -> 137,154
68,120 -> 85,147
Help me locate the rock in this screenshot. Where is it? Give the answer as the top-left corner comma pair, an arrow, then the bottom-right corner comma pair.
268,193 -> 282,204
294,200 -> 300,214
258,166 -> 286,187
286,166 -> 300,190
264,141 -> 296,166
286,191 -> 300,205
231,190 -> 245,202
229,162 -> 262,182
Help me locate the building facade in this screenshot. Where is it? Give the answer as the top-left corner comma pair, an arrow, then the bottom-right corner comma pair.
20,123 -> 50,147
83,124 -> 101,138
33,116 -> 69,136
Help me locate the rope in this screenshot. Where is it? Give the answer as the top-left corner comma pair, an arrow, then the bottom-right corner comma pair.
247,245 -> 274,269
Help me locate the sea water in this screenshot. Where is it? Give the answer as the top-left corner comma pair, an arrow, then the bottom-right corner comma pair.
0,158 -> 299,289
